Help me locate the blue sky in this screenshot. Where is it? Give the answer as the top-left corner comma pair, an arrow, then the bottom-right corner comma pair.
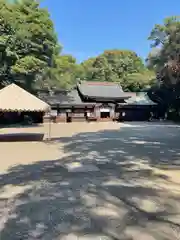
41,0 -> 180,62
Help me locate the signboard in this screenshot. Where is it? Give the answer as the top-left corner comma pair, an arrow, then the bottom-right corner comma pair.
50,110 -> 57,116
66,109 -> 71,113
73,113 -> 84,118
100,108 -> 110,113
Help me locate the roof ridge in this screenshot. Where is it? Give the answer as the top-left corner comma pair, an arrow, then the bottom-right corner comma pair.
80,81 -> 121,86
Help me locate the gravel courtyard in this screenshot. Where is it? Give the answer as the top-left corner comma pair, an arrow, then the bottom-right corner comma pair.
0,122 -> 180,240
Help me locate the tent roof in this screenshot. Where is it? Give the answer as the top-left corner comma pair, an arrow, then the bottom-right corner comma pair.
0,84 -> 50,112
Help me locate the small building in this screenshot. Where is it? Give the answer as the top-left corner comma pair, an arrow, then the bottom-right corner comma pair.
117,92 -> 158,121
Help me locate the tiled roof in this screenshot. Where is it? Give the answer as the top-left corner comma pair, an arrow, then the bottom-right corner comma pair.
61,90 -> 94,106
124,92 -> 157,105
77,81 -> 130,99
83,81 -> 121,86
38,90 -> 94,106
38,92 -> 68,105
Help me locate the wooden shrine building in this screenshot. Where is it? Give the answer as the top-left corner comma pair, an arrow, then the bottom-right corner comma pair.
39,81 -> 158,123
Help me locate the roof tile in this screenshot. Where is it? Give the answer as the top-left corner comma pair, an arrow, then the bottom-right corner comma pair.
78,81 -> 130,99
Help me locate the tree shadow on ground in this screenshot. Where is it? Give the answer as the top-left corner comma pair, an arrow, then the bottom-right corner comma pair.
1,124 -> 180,239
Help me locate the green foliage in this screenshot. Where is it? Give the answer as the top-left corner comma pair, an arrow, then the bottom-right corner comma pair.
147,16 -> 180,109
12,56 -> 46,74
148,16 -> 180,87
0,0 -> 156,93
125,70 -> 156,92
81,50 -> 154,91
0,0 -> 59,90
42,55 -> 85,90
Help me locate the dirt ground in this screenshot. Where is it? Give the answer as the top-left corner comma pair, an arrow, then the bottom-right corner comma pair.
0,122 -> 180,239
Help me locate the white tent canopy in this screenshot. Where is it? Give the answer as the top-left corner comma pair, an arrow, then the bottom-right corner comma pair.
0,83 -> 50,112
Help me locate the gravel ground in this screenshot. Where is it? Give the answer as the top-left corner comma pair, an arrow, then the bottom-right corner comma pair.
0,122 -> 180,240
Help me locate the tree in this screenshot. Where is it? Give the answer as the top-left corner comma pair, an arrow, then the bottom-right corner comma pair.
125,70 -> 156,92
81,57 -> 96,81
147,16 -> 180,88
103,50 -> 145,77
0,1 -> 158,92
146,16 -> 180,117
41,55 -> 84,90
81,49 -> 153,91
90,55 -> 116,82
0,0 -> 60,91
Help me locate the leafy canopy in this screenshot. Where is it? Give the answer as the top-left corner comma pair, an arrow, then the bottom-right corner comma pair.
147,16 -> 180,87
81,50 -> 155,91
0,0 -> 59,90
